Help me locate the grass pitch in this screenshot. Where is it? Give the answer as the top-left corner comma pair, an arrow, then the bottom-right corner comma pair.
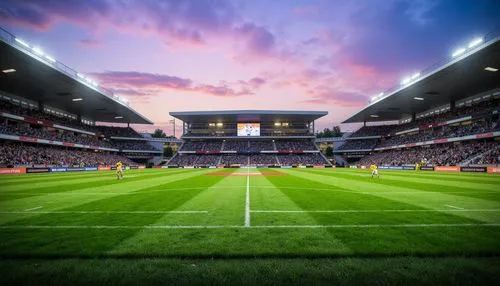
1,168 -> 500,285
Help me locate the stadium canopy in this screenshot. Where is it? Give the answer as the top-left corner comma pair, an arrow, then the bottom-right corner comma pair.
0,28 -> 153,124
343,36 -> 500,123
170,110 -> 328,123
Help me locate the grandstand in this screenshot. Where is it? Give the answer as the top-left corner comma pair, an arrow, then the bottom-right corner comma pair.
167,110 -> 331,167
0,27 -> 175,169
335,35 -> 500,168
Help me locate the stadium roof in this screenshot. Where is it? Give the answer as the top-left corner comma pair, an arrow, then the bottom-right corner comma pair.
0,28 -> 153,124
170,110 -> 328,123
343,35 -> 500,123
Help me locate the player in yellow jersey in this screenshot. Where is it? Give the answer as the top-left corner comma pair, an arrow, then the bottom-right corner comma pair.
370,164 -> 379,178
116,161 -> 123,180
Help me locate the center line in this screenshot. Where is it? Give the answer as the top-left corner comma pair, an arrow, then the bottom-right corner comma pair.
24,206 -> 43,212
445,205 -> 464,210
245,168 -> 251,227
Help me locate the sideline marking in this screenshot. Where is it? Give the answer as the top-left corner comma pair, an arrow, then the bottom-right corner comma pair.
445,205 -> 464,210
251,209 -> 500,213
0,210 -> 208,214
23,206 -> 42,212
245,168 -> 251,227
1,223 -> 499,230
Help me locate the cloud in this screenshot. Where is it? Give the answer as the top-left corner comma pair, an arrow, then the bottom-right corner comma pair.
91,71 -> 266,99
79,38 -> 100,47
302,88 -> 368,107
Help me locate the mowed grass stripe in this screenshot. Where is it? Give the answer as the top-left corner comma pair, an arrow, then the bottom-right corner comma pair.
0,169 -> 193,203
107,170 -> 257,254
0,169 -> 189,192
285,169 -> 500,223
0,169 -> 214,224
302,169 -> 499,192
300,169 -> 500,203
0,170 -> 233,257
364,169 -> 500,184
4,170 -> 231,227
260,171 -> 484,226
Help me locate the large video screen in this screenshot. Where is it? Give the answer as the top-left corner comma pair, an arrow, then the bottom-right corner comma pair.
237,123 -> 260,136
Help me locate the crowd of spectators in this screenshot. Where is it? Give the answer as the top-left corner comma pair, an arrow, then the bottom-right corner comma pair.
357,141 -> 496,166
274,140 -> 316,150
249,154 -> 277,165
470,146 -> 500,165
338,139 -> 378,150
278,154 -> 328,165
112,141 -> 160,151
182,141 -> 222,151
0,100 -> 98,133
378,119 -> 499,147
221,155 -> 248,165
350,97 -> 500,137
97,126 -> 141,138
350,125 -> 395,137
0,141 -> 135,167
222,140 -> 247,151
0,124 -> 115,148
249,141 -> 275,151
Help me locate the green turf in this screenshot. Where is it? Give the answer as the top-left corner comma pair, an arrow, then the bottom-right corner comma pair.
1,168 -> 499,285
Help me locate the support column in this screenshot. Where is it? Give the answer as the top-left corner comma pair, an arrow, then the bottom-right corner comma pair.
363,121 -> 366,127
77,114 -> 82,123
38,101 -> 44,111
127,122 -> 130,128
450,101 -> 456,113
411,112 -> 416,122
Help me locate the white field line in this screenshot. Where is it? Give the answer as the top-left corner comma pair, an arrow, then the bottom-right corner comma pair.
445,205 -> 465,210
251,209 -> 500,213
1,223 -> 500,230
245,186 -> 500,195
23,206 -> 42,212
245,167 -> 251,227
0,211 -> 208,214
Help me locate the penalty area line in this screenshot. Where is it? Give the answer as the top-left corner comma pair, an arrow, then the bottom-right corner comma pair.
1,223 -> 500,230
0,210 -> 209,214
23,206 -> 42,212
251,209 -> 500,213
444,205 -> 464,210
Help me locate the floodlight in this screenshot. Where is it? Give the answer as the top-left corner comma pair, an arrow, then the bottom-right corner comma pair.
468,37 -> 483,49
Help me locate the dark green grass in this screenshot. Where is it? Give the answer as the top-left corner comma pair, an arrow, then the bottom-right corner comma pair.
1,168 -> 499,285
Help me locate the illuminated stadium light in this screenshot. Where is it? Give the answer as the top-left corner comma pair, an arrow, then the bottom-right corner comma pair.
209,123 -> 216,127
413,97 -> 424,101
484,67 -> 498,72
274,122 -> 282,126
370,114 -> 379,118
2,69 -> 16,73
468,37 -> 483,49
72,98 -> 83,102
411,72 -> 420,80
44,55 -> 56,63
77,73 -> 85,79
400,77 -> 411,85
114,116 -> 123,119
452,47 -> 466,58
14,38 -> 29,48
32,46 -> 44,56
216,122 -> 224,127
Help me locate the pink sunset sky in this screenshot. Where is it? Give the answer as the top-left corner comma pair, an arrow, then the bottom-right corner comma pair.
1,0 -> 499,135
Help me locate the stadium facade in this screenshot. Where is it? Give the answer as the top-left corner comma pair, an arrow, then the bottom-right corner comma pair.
0,27 -> 180,173
167,110 -> 332,167
333,34 -> 500,171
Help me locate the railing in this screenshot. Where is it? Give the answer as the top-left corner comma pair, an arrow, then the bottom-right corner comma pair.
0,27 -> 129,107
368,29 -> 500,105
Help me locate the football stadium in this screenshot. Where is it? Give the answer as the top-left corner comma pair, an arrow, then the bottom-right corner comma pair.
1,4 -> 500,286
